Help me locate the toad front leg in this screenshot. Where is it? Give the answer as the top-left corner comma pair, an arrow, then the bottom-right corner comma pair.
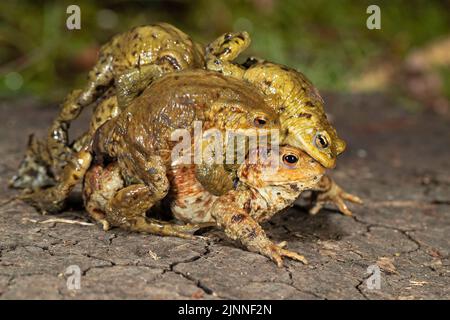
309,175 -> 363,216
115,64 -> 164,109
211,191 -> 307,267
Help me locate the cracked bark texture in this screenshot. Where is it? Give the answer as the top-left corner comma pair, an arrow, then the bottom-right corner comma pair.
0,93 -> 449,299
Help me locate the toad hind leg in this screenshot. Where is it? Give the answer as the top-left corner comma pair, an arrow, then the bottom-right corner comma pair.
20,148 -> 92,213
9,134 -> 55,189
84,162 -> 204,239
211,191 -> 308,267
47,55 -> 114,174
106,184 -> 202,239
205,31 -> 250,78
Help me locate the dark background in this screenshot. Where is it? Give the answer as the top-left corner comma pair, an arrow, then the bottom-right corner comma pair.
1,0 -> 449,115
0,1 -> 449,300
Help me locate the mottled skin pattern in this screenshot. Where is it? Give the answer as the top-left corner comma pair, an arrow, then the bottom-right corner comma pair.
83,162 -> 205,238
94,70 -> 280,197
71,88 -> 121,153
210,146 -> 324,266
12,26 -> 359,212
11,22 -> 205,189
20,70 -> 281,236
9,135 -> 55,190
84,145 -> 325,267
9,25 -> 363,266
205,31 -> 362,215
206,31 -> 344,167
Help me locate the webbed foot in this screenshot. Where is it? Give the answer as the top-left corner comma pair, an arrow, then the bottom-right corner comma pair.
129,217 -> 206,239
9,135 -> 55,190
19,188 -> 66,214
21,148 -> 92,214
195,163 -> 235,196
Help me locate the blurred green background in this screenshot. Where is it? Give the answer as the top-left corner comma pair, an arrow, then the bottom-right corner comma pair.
1,0 -> 449,113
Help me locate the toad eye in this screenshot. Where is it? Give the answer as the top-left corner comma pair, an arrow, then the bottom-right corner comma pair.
283,154 -> 298,165
314,133 -> 329,149
253,117 -> 267,127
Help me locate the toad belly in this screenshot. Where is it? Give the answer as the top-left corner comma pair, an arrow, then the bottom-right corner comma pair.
167,164 -> 217,224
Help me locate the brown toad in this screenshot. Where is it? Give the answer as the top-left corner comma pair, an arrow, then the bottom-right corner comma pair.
20,70 -> 281,233
11,22 -> 204,189
84,145 -> 325,266
205,31 -> 362,215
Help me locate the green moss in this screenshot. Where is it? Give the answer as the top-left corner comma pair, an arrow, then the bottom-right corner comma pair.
0,0 -> 449,105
